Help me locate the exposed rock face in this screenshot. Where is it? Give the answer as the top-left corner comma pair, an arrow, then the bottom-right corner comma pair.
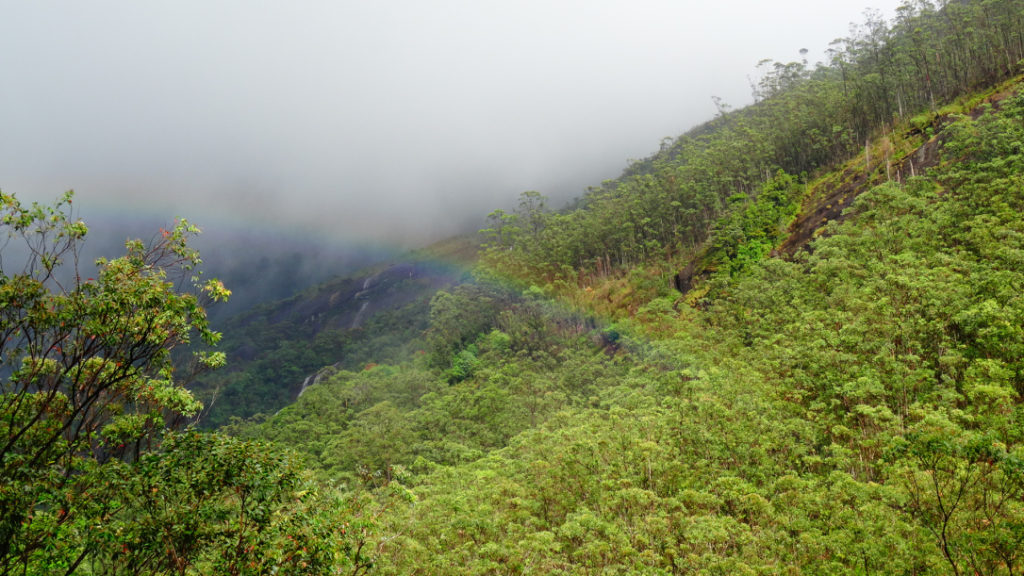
296,364 -> 339,398
673,261 -> 698,294
672,118 -> 954,292
233,261 -> 460,334
776,89 -> 1023,258
778,131 -> 948,257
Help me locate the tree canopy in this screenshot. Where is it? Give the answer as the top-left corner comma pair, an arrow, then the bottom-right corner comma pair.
0,191 -> 387,575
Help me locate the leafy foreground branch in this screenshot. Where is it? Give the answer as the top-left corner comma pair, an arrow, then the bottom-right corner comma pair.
0,191 -> 396,575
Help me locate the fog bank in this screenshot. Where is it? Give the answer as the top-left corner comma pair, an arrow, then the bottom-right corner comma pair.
1,1 -> 905,248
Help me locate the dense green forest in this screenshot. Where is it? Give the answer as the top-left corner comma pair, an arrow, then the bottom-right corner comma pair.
4,0 -> 1024,573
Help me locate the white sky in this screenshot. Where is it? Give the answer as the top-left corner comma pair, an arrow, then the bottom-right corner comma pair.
1,0 -> 906,247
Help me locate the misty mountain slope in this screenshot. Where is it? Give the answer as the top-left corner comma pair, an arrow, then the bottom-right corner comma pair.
203,0 -> 1024,429
224,84 -> 1024,572
218,3 -> 1024,572
280,74 -> 1024,575
191,235 -> 477,428
13,1 -> 1024,574
474,0 -> 1024,313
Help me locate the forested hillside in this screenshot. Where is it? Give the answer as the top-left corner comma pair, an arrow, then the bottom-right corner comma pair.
229,81 -> 1024,573
189,236 -> 477,429
5,0 -> 1024,574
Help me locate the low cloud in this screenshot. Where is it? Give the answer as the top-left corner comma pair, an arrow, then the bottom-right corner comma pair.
0,0 -> 904,249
